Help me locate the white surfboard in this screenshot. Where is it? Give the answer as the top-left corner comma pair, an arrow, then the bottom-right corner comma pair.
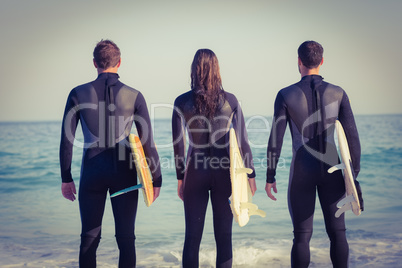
328,120 -> 361,217
229,128 -> 266,227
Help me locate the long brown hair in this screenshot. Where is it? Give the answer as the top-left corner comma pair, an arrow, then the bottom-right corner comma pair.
191,49 -> 224,119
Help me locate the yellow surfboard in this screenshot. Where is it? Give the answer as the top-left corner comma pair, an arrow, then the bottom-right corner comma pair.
229,128 -> 266,227
110,134 -> 154,207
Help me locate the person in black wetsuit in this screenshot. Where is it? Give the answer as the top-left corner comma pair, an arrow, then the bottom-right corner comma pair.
59,39 -> 162,268
172,49 -> 257,268
265,41 -> 362,268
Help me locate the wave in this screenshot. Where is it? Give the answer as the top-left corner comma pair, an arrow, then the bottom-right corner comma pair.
1,234 -> 401,268
0,151 -> 18,157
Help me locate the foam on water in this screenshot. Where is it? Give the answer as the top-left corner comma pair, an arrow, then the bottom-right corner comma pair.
1,234 -> 401,267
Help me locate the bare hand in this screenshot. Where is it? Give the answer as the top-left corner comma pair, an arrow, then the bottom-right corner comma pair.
265,182 -> 277,201
248,178 -> 257,196
153,187 -> 161,202
62,182 -> 77,201
177,180 -> 184,201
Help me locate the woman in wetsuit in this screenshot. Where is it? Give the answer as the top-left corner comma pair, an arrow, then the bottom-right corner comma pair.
265,41 -> 362,268
59,40 -> 162,268
172,49 -> 257,268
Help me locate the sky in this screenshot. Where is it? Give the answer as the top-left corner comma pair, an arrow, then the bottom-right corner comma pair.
0,0 -> 401,121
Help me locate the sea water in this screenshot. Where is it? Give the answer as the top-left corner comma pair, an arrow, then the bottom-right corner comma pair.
0,114 -> 401,268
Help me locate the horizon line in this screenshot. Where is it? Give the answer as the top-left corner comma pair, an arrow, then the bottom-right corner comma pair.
1,112 -> 401,124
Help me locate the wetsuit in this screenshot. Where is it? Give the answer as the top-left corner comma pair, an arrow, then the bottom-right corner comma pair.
172,90 -> 255,268
60,72 -> 161,268
266,75 -> 361,268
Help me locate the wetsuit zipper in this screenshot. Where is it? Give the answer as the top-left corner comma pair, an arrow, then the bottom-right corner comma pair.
312,79 -> 326,173
105,80 -> 117,172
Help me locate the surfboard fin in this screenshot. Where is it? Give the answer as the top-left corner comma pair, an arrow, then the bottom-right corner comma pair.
240,202 -> 258,210
240,202 -> 267,218
336,195 -> 356,208
249,209 -> 266,218
335,203 -> 352,218
336,194 -> 361,217
236,168 -> 253,175
328,163 -> 346,173
335,194 -> 362,217
111,184 -> 143,198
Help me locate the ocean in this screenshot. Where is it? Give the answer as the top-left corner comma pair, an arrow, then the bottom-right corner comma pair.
0,114 -> 401,267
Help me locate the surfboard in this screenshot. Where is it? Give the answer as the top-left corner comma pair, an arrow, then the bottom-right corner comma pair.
110,134 -> 154,207
229,128 -> 266,227
328,120 -> 361,217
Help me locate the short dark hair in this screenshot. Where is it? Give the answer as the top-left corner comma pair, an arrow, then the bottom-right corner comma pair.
298,41 -> 323,69
93,39 -> 121,70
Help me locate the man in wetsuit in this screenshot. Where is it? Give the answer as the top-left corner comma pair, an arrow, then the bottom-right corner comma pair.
59,39 -> 162,268
265,41 -> 361,267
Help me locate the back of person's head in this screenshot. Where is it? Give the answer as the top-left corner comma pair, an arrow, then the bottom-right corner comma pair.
93,39 -> 121,70
191,49 -> 222,93
191,49 -> 224,119
298,41 -> 323,69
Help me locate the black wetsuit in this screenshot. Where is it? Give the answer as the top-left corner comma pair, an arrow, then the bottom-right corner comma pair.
60,73 -> 161,268
172,90 -> 255,268
267,75 -> 361,268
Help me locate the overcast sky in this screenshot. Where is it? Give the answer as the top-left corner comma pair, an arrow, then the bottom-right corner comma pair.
0,0 -> 401,121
